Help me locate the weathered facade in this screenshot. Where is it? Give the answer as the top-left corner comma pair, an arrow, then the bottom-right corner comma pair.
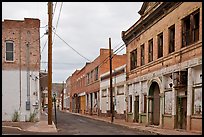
122,2 -> 202,132
100,64 -> 127,119
69,48 -> 126,116
2,18 -> 41,121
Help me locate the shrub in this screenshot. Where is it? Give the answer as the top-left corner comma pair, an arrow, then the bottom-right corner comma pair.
28,111 -> 37,122
12,110 -> 20,122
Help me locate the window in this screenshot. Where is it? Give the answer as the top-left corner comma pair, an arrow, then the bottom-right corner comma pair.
169,25 -> 175,53
129,95 -> 132,113
193,89 -> 202,115
158,33 -> 163,58
5,41 -> 14,61
164,91 -> 172,114
141,44 -> 145,66
182,10 -> 200,47
87,73 -> 90,85
148,39 -> 153,62
144,94 -> 147,113
117,85 -> 124,95
130,49 -> 137,70
95,67 -> 99,81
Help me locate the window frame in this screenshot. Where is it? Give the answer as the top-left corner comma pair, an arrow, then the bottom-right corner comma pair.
130,49 -> 137,70
148,39 -> 153,63
157,32 -> 163,58
5,40 -> 15,62
140,44 -> 145,66
182,9 -> 200,47
168,24 -> 175,54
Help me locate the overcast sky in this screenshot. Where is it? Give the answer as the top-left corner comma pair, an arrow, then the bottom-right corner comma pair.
2,2 -> 143,83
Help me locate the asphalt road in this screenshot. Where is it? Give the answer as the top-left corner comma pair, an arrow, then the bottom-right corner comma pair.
2,110 -> 156,135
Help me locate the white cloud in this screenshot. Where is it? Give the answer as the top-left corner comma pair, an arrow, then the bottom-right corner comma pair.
2,2 -> 143,83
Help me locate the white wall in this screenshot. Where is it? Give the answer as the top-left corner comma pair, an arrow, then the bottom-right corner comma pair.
100,69 -> 126,114
2,70 -> 40,121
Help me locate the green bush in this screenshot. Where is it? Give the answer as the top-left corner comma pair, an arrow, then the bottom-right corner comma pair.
28,111 -> 37,122
12,110 -> 20,122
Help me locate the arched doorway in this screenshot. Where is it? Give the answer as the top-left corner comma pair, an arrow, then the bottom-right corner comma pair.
149,82 -> 160,126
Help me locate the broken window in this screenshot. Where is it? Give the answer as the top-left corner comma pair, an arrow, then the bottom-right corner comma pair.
130,49 -> 137,70
141,44 -> 145,66
182,9 -> 200,47
157,33 -> 163,58
148,39 -> 153,62
5,41 -> 14,61
169,25 -> 175,53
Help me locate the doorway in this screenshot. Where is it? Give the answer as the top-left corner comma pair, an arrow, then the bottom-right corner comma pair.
134,96 -> 139,122
177,96 -> 187,129
149,82 -> 160,126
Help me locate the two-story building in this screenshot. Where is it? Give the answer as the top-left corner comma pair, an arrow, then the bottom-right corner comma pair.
2,18 -> 41,121
69,48 -> 126,116
122,2 -> 202,132
100,64 -> 127,119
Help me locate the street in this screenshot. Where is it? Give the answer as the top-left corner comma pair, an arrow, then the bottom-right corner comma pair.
2,110 -> 156,135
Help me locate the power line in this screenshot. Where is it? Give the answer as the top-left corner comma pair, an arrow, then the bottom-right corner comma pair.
53,2 -> 63,46
52,30 -> 92,62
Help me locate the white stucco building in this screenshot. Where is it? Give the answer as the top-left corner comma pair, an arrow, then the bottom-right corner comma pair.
99,65 -> 127,119
2,18 -> 41,121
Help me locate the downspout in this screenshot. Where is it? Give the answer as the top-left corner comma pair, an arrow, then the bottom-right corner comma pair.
19,28 -> 22,110
26,41 -> 31,110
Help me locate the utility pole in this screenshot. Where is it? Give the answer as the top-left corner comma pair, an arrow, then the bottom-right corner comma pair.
61,81 -> 64,110
109,38 -> 114,123
48,2 -> 53,125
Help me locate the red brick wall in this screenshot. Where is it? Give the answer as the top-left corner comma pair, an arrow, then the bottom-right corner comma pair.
69,48 -> 127,96
2,18 -> 40,71
125,2 -> 202,80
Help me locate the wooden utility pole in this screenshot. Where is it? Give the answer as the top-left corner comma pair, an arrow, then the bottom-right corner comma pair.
109,38 -> 114,123
61,81 -> 64,110
48,2 -> 53,125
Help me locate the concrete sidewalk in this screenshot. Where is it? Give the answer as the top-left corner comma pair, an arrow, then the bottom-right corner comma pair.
63,110 -> 202,135
25,112 -> 57,133
2,112 -> 58,133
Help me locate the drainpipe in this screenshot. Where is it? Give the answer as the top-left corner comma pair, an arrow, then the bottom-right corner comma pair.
19,28 -> 22,111
26,42 -> 30,111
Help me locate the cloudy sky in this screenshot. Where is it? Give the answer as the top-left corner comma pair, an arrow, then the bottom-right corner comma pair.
2,2 -> 143,83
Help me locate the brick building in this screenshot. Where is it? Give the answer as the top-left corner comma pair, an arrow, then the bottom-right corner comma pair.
2,18 -> 41,121
122,2 -> 202,132
68,48 -> 126,116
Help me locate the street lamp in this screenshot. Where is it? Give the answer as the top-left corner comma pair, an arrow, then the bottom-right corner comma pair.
53,92 -> 57,128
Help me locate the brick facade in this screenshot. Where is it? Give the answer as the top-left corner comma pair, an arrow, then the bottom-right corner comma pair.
122,2 -> 202,132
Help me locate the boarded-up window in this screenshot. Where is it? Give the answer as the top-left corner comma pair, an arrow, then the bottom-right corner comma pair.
158,33 -> 163,58
193,88 -> 202,115
164,91 -> 172,114
5,41 -> 14,61
169,25 -> 175,53
148,39 -> 153,62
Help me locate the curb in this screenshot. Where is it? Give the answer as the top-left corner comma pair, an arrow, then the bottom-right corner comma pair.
2,125 -> 23,131
63,111 -> 201,135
